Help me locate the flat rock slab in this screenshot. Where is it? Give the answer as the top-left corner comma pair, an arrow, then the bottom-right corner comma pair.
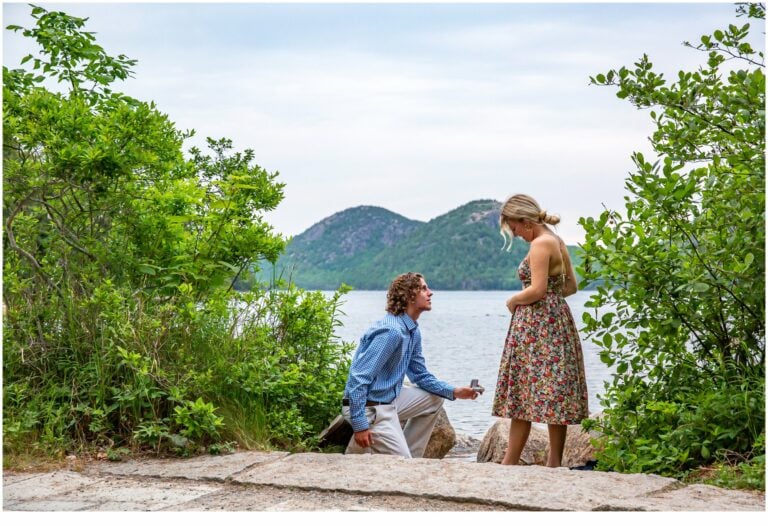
92,451 -> 287,481
5,452 -> 765,511
71,475 -> 220,511
3,466 -> 510,512
3,471 -> 221,511
3,471 -> 96,501
233,453 -> 683,511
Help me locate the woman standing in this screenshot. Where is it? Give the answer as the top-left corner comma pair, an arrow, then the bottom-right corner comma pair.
492,194 -> 589,467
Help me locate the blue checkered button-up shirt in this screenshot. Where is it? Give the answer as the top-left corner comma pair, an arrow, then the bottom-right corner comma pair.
343,313 -> 456,432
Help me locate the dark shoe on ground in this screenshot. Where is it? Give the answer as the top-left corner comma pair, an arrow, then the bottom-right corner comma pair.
569,460 -> 599,471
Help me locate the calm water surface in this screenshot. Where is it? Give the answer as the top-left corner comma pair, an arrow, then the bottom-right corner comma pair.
329,290 -> 612,439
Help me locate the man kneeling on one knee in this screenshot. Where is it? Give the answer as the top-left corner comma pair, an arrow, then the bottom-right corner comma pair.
342,272 -> 479,458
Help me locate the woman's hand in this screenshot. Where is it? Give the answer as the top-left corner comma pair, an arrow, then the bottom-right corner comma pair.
506,296 -> 517,314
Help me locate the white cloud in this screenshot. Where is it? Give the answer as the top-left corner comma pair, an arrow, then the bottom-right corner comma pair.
3,2 -> 763,246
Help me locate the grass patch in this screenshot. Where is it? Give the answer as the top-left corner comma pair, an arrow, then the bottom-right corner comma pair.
216,400 -> 272,451
683,455 -> 765,492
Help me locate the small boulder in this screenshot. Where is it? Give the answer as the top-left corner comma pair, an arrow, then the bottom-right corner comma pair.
476,419 -> 547,465
450,432 -> 482,456
476,418 -> 597,467
422,407 -> 456,459
561,423 -> 599,468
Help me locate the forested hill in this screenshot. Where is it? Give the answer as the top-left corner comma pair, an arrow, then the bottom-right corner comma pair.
263,199 -> 584,290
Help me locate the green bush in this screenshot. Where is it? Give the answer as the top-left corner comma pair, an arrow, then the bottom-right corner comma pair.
581,4 -> 764,485
585,368 -> 764,479
3,276 -> 352,456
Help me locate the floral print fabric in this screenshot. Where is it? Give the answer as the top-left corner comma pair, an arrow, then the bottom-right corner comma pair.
492,258 -> 589,425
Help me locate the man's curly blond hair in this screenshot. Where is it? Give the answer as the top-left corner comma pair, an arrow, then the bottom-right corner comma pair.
386,272 -> 424,315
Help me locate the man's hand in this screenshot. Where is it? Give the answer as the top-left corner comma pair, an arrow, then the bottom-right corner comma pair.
353,429 -> 373,448
454,386 -> 480,400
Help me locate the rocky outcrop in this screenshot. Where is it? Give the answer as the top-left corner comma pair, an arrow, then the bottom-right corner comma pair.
422,408 -> 456,459
476,418 -> 597,467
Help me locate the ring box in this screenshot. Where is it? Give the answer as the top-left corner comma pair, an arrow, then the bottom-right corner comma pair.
470,378 -> 485,395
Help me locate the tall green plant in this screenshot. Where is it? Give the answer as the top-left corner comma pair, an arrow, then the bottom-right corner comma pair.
579,4 -> 764,483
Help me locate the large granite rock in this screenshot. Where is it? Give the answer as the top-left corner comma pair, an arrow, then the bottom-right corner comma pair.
319,407 -> 456,459
422,407 -> 456,459
476,418 -> 597,467
8,452 -> 764,511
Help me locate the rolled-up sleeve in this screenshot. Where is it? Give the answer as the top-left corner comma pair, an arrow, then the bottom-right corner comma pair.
346,328 -> 402,431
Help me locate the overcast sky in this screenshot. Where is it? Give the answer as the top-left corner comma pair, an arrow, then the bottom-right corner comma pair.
3,1 -> 764,244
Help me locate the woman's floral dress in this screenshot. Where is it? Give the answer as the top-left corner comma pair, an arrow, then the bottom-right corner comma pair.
492,258 -> 589,425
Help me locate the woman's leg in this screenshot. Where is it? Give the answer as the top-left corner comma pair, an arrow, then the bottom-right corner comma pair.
502,419 -> 531,465
547,424 -> 567,467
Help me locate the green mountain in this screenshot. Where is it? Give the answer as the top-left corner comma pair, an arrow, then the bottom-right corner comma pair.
263,199 -> 582,290
266,205 -> 424,289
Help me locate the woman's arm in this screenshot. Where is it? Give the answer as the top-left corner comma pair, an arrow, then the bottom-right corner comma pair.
506,237 -> 553,312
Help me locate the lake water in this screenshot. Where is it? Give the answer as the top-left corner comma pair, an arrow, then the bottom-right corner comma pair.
328,290 -> 612,439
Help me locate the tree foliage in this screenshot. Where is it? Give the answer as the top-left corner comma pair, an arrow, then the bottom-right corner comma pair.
579,4 -> 764,484
3,5 -> 350,457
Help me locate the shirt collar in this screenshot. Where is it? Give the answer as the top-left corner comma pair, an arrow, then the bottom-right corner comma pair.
398,313 -> 418,333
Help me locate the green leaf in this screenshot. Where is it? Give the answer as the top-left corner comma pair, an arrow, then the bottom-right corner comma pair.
691,282 -> 710,292
138,265 -> 157,275
599,350 -> 615,366
217,261 -> 239,272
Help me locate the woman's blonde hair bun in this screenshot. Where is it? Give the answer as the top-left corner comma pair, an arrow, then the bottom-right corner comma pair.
500,194 -> 560,226
539,209 -> 561,226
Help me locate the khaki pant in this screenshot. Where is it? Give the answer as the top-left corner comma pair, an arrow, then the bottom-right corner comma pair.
342,386 -> 445,458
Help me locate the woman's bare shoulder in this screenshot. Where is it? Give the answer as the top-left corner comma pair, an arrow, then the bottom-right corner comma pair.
532,233 -> 561,251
